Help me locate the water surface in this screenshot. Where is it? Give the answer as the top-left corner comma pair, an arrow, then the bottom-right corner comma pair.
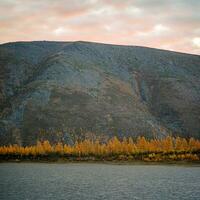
0,163 -> 200,200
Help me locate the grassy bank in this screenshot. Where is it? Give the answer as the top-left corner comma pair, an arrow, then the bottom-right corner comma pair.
1,151 -> 200,164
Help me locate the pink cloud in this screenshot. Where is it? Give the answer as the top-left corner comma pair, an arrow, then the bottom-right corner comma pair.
0,0 -> 199,54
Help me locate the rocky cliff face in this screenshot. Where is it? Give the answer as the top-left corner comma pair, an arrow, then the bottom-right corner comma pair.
0,41 -> 200,145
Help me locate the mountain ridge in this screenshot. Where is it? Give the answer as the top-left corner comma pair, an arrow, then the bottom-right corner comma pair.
1,40 -> 199,56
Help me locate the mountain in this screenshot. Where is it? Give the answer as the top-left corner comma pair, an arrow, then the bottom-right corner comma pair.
0,41 -> 200,145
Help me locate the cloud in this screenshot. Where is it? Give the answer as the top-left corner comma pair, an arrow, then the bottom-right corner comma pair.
192,37 -> 200,48
153,24 -> 169,32
53,27 -> 67,36
0,0 -> 200,54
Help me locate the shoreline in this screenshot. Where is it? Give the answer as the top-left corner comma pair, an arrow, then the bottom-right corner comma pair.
1,158 -> 200,166
1,150 -> 200,165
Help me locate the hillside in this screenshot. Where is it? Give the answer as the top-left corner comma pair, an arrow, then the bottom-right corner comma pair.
0,41 -> 200,145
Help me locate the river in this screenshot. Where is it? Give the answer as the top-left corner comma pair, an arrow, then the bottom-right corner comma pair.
0,163 -> 200,200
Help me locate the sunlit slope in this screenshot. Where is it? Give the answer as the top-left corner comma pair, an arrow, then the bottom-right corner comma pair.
0,41 -> 200,144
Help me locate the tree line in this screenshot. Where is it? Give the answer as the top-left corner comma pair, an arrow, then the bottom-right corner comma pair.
0,136 -> 200,161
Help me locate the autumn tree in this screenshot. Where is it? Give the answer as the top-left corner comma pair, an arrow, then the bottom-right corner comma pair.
161,136 -> 174,152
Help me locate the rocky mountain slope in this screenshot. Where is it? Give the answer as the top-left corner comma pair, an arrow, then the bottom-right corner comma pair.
0,41 -> 200,145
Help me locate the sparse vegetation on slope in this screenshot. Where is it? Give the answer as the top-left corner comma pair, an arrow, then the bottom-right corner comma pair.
0,41 -> 200,145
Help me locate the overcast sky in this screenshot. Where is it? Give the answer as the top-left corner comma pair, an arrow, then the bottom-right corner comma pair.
0,0 -> 200,54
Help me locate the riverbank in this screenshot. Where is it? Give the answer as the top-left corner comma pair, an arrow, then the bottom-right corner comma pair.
1,159 -> 200,166
1,151 -> 200,165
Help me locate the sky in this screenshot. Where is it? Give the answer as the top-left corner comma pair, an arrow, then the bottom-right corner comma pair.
0,0 -> 200,54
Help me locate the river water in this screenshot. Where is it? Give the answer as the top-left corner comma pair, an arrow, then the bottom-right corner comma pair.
0,163 -> 200,200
